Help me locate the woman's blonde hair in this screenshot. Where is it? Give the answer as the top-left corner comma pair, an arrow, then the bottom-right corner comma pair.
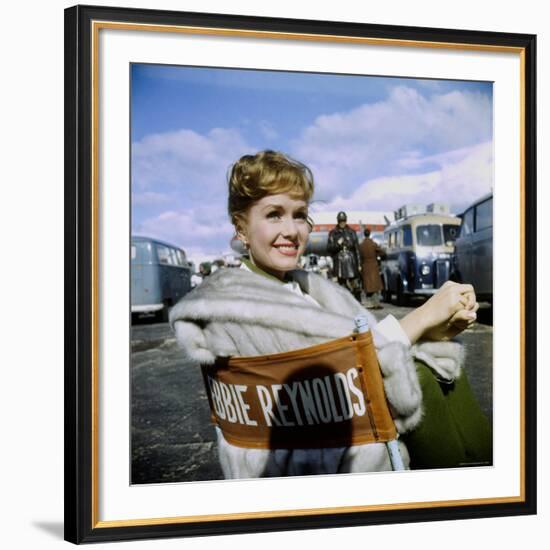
227,150 -> 315,231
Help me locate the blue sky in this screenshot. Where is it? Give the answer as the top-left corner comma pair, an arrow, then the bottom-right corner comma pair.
131,64 -> 493,263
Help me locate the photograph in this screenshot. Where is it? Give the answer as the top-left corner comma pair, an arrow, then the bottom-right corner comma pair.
130,65 -> 495,484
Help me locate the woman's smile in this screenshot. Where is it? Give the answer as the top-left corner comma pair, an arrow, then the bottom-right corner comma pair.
273,241 -> 299,256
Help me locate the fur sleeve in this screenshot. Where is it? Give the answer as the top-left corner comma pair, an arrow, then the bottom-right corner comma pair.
411,340 -> 464,382
173,320 -> 216,365
376,342 -> 423,434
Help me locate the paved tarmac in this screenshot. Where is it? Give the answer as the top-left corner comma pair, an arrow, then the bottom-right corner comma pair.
131,299 -> 492,485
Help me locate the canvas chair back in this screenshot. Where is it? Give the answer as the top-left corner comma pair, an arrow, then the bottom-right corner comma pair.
201,331 -> 397,450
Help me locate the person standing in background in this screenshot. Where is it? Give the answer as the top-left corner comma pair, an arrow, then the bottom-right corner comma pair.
359,228 -> 385,309
327,211 -> 363,302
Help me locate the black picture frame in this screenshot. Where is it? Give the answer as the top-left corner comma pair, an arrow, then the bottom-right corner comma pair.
65,4 -> 537,544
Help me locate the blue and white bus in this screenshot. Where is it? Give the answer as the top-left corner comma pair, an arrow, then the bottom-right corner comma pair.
381,207 -> 461,305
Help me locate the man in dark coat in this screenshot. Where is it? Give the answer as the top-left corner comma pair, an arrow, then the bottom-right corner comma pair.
327,211 -> 362,301
359,228 -> 385,309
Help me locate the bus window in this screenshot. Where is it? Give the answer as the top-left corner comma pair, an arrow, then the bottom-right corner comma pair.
475,198 -> 493,231
176,249 -> 186,266
416,225 -> 442,246
156,245 -> 172,265
461,209 -> 474,236
402,225 -> 412,246
131,240 -> 152,263
169,248 -> 179,266
443,224 -> 460,243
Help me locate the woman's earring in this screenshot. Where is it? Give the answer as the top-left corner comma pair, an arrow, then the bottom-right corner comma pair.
239,235 -> 249,249
236,228 -> 249,249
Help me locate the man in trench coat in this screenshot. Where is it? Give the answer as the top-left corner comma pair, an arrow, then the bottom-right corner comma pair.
327,211 -> 362,301
359,228 -> 386,309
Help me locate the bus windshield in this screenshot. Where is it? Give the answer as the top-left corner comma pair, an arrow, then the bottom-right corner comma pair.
416,225 -> 442,246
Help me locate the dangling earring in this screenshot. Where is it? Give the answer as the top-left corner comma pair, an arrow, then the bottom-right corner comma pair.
238,233 -> 249,249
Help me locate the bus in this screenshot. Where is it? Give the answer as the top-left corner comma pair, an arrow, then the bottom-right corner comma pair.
131,236 -> 192,321
381,207 -> 461,305
452,193 -> 493,302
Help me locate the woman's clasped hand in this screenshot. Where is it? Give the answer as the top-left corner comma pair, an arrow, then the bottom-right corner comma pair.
400,281 -> 479,344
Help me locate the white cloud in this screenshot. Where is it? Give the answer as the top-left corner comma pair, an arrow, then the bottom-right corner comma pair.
134,209 -> 235,263
132,127 -> 252,194
322,141 -> 493,214
132,191 -> 172,206
291,86 -> 492,201
131,126 -> 254,262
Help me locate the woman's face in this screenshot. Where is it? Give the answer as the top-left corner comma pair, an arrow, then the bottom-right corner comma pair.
239,193 -> 310,279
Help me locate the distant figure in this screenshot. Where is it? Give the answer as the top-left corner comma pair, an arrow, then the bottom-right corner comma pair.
199,262 -> 212,277
327,211 -> 362,301
359,228 -> 385,309
212,259 -> 226,273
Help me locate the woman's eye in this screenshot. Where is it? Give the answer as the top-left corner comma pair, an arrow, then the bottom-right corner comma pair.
265,210 -> 307,221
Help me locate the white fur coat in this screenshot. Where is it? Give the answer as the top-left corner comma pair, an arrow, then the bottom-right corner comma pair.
170,267 -> 463,478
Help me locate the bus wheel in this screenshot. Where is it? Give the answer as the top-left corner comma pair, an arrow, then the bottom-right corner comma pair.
157,302 -> 170,323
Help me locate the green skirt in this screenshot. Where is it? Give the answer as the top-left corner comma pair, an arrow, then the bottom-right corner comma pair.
401,361 -> 493,470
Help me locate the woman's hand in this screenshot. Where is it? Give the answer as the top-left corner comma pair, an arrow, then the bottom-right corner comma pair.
399,281 -> 479,344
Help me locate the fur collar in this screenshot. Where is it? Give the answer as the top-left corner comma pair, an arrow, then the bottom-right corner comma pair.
169,267 -> 374,341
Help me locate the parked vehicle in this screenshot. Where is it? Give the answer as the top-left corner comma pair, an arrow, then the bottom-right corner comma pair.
452,193 -> 493,302
131,236 -> 192,321
381,206 -> 461,305
369,231 -> 386,247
